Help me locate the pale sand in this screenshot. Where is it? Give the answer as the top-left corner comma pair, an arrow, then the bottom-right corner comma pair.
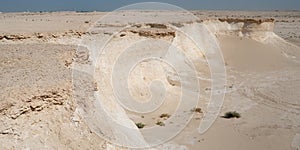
0,11 -> 299,149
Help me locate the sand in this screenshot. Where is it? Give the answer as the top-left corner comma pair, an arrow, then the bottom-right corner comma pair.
0,10 -> 299,149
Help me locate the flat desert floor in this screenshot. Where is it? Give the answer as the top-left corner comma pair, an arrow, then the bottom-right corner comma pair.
0,11 -> 300,150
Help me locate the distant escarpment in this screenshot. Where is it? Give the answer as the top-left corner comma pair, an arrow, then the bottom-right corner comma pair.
205,18 -> 276,42
218,18 -> 275,24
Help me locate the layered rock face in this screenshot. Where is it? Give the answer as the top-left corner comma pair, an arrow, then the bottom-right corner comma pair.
204,18 -> 276,42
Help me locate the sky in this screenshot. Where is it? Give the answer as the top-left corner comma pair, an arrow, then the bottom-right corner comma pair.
0,0 -> 299,12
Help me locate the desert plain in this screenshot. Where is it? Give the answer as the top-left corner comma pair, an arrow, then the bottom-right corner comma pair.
0,10 -> 300,149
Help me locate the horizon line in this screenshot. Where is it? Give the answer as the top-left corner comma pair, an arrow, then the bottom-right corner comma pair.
1,9 -> 300,13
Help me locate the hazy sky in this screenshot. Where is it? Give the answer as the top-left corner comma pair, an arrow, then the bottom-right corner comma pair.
0,0 -> 299,12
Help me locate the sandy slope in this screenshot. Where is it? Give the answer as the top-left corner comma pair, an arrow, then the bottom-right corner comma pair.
0,11 -> 300,150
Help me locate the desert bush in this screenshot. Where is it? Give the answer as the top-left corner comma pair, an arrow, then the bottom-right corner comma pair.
156,121 -> 165,126
191,107 -> 202,113
222,111 -> 241,119
160,113 -> 170,118
135,123 -> 145,129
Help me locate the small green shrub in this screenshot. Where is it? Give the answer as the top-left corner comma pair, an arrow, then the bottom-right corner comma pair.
160,113 -> 170,118
222,111 -> 241,119
191,107 -> 202,113
156,121 -> 165,126
135,123 -> 145,129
